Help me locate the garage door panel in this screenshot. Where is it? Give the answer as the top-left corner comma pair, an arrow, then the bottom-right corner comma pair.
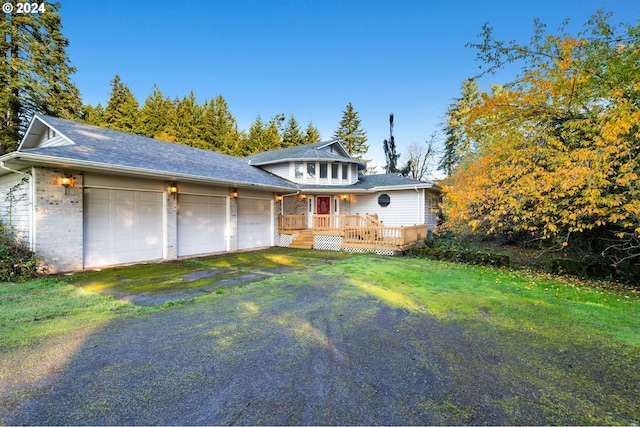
237,198 -> 272,250
84,188 -> 163,268
177,194 -> 227,256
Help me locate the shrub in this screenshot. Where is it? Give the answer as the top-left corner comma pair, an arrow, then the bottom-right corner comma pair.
550,257 -> 640,283
407,247 -> 510,268
0,223 -> 42,282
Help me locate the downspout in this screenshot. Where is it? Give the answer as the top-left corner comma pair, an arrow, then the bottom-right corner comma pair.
415,186 -> 422,225
0,161 -> 29,175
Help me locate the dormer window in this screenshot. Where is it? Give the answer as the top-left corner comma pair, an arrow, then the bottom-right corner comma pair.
295,162 -> 303,179
307,162 -> 316,179
331,163 -> 338,179
47,128 -> 56,139
342,164 -> 349,180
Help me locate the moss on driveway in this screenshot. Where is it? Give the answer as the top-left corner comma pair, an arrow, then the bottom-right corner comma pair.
1,251 -> 638,425
62,248 -> 355,306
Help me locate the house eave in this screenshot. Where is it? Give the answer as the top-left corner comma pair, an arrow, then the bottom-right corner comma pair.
1,153 -> 297,192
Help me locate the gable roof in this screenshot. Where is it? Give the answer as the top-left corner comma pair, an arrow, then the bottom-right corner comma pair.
1,115 -> 297,191
246,140 -> 366,170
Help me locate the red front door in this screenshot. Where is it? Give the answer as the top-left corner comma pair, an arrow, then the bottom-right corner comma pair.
316,196 -> 331,215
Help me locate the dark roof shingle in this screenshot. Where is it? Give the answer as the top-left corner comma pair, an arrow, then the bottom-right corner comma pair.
19,115 -> 297,191
246,140 -> 365,168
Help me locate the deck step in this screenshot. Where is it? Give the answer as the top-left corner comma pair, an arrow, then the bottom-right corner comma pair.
289,230 -> 314,249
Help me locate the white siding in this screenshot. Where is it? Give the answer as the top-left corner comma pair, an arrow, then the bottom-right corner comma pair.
0,171 -> 32,243
39,135 -> 69,147
260,163 -> 290,180
349,164 -> 357,184
351,190 -> 423,227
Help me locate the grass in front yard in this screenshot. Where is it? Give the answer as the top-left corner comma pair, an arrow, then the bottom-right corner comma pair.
0,278 -> 143,349
335,256 -> 639,347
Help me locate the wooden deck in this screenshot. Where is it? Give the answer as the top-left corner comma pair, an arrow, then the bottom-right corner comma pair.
278,214 -> 427,252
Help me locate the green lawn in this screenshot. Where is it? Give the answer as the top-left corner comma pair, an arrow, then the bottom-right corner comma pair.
335,256 -> 640,348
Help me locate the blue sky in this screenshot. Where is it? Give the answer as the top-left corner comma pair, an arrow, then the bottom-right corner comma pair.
61,0 -> 639,173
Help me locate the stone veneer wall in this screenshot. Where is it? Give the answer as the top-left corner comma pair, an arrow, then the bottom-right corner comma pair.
165,189 -> 178,259
33,167 -> 84,272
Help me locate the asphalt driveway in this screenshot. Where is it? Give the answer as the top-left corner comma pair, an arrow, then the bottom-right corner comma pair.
1,250 -> 637,425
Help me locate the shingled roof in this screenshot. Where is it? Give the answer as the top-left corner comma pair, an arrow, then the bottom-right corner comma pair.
246,140 -> 366,169
299,173 -> 440,192
4,115 -> 297,191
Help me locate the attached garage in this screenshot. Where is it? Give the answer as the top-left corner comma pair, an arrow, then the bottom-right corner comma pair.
83,188 -> 163,268
177,194 -> 227,256
237,198 -> 273,250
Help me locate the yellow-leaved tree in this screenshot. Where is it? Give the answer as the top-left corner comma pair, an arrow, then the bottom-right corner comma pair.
442,11 -> 640,267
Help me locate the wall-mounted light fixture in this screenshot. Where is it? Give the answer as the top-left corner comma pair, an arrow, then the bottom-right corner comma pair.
59,176 -> 73,188
276,194 -> 283,202
301,194 -> 307,199
58,175 -> 74,194
168,184 -> 178,195
341,194 -> 348,201
231,189 -> 239,198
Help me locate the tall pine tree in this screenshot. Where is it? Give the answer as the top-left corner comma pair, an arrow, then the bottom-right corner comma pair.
166,91 -> 204,148
138,84 -> 173,139
438,79 -> 481,176
282,115 -> 303,147
303,122 -> 321,144
1,2 -> 81,153
102,75 -> 140,133
245,115 -> 268,155
333,102 -> 369,164
199,95 -> 242,154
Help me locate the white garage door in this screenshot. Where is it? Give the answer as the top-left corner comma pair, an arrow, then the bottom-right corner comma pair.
84,188 -> 163,268
237,198 -> 272,250
177,194 -> 227,256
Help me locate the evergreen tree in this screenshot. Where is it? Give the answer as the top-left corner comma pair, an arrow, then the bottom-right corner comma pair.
383,113 -> 400,173
1,2 -> 81,153
438,79 -> 481,176
333,102 -> 369,164
303,122 -> 322,144
245,114 -> 283,154
139,84 -> 173,139
166,91 -> 204,148
81,103 -> 105,127
265,114 -> 284,149
199,95 -> 241,155
103,75 -> 140,133
245,115 -> 267,155
282,115 -> 304,147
